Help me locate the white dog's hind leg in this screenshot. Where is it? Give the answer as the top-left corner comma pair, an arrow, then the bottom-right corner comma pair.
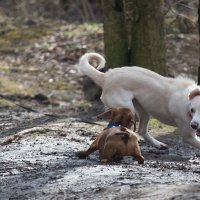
101,93 -> 136,115
138,113 -> 168,149
134,100 -> 168,149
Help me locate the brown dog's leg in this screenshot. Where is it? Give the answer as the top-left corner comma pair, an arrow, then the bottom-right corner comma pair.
132,142 -> 144,164
134,154 -> 144,164
76,141 -> 98,159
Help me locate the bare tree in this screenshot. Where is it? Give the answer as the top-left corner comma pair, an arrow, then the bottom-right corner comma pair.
103,0 -> 166,74
102,0 -> 128,68
131,0 -> 166,75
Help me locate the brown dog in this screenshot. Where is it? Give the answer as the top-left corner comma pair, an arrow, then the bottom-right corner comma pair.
77,108 -> 144,164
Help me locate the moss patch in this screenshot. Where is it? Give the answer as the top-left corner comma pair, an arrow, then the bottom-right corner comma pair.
149,118 -> 176,136
62,23 -> 103,48
63,23 -> 103,37
76,100 -> 92,112
0,77 -> 32,95
0,22 -> 54,51
39,80 -> 75,90
0,62 -> 9,71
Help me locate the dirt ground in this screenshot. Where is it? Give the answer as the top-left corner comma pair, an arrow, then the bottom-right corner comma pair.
0,3 -> 200,199
0,108 -> 200,200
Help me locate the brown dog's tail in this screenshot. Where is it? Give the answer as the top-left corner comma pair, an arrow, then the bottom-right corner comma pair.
78,53 -> 106,87
115,131 -> 130,144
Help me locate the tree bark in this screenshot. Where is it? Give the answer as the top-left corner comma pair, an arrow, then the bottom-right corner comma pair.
102,0 -> 128,68
131,0 -> 166,75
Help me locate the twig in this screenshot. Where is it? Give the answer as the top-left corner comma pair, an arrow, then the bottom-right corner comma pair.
165,0 -> 196,16
85,0 -> 96,21
75,0 -> 86,22
178,3 -> 195,10
0,127 -> 47,145
167,6 -> 196,25
81,0 -> 90,21
0,126 -> 71,145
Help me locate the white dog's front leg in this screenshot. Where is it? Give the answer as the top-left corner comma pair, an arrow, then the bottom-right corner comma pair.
181,127 -> 200,149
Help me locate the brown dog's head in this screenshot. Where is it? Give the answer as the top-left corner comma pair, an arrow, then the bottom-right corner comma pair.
97,107 -> 135,129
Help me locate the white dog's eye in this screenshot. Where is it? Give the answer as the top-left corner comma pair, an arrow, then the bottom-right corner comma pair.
191,108 -> 195,113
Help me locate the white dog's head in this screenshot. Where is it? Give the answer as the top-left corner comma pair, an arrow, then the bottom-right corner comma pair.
188,88 -> 200,132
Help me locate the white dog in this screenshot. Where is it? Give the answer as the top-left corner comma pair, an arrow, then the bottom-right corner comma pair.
78,52 -> 200,150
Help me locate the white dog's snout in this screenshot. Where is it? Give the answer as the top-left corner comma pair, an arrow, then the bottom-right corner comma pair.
190,121 -> 199,130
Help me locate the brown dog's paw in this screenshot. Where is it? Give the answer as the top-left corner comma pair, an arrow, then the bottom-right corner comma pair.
134,155 -> 144,164
100,159 -> 109,164
138,156 -> 144,164
138,159 -> 144,164
76,151 -> 87,159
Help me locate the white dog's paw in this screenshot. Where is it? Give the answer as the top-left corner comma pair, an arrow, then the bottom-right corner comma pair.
151,140 -> 168,149
145,135 -> 168,150
158,143 -> 168,150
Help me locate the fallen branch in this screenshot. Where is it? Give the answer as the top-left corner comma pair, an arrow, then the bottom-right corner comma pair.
0,127 -> 47,145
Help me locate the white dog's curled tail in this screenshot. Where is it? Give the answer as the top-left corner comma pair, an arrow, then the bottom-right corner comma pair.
78,53 -> 105,87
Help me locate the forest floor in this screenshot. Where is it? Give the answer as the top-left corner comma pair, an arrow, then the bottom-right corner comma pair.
0,14 -> 200,200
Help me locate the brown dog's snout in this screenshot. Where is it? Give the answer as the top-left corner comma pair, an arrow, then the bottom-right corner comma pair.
191,121 -> 198,130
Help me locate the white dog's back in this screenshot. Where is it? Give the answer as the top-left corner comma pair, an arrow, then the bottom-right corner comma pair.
78,52 -> 200,150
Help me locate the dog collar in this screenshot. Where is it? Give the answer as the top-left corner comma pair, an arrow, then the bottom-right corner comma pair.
107,122 -> 121,128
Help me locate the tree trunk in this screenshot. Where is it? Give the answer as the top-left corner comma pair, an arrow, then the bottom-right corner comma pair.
102,0 -> 128,68
131,0 -> 166,75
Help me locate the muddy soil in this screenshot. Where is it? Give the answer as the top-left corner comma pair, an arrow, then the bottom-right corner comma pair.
0,3 -> 200,199
0,106 -> 200,200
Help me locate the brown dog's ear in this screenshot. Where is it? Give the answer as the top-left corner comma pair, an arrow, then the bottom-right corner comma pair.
189,88 -> 200,100
97,109 -> 113,119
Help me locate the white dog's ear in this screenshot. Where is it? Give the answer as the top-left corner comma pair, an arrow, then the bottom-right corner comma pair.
97,109 -> 112,119
189,88 -> 200,100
